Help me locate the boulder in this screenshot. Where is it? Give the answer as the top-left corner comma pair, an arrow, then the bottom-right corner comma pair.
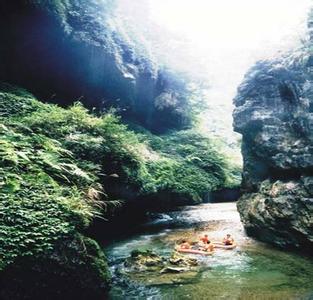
121,249 -> 200,286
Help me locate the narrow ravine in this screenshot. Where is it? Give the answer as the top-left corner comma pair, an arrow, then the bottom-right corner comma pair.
104,203 -> 313,299
1,2 -> 313,299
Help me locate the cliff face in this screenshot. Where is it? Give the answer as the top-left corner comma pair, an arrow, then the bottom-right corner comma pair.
0,0 -> 191,132
233,15 -> 313,253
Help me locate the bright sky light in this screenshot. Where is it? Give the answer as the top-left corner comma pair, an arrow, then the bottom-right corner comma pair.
114,0 -> 311,145
116,0 -> 310,84
149,0 -> 309,49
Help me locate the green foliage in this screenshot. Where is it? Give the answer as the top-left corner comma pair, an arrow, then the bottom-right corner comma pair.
135,128 -> 239,201
0,86 -> 47,118
0,89 -> 106,270
0,123 -> 99,269
143,158 -> 218,202
0,187 -> 75,269
21,101 -> 144,186
0,84 -> 240,271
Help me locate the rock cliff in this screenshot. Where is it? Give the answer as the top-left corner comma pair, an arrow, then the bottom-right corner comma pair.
0,0 -> 191,132
233,12 -> 313,253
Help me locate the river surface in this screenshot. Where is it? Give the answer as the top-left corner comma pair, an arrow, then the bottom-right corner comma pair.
104,202 -> 313,299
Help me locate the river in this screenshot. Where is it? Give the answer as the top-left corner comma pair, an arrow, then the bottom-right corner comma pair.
104,202 -> 313,299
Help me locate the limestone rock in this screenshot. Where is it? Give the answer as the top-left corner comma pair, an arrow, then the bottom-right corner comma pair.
124,249 -> 165,271
169,252 -> 198,267
233,10 -> 313,253
122,249 -> 199,286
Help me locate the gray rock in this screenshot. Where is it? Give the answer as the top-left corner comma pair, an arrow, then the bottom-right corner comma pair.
233,10 -> 313,254
122,250 -> 200,286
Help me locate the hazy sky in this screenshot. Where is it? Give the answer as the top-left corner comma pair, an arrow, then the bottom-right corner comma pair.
149,0 -> 310,50
114,0 -> 311,142
149,0 -> 311,84
116,0 -> 311,87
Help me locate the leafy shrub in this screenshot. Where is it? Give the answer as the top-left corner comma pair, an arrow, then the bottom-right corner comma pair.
135,127 -> 240,200
0,89 -> 105,270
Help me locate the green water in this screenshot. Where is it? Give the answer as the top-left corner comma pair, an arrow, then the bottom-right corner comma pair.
104,203 -> 313,299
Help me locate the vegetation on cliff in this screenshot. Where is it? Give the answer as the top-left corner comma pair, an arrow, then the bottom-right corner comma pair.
0,83 -> 239,298
0,84 -> 111,299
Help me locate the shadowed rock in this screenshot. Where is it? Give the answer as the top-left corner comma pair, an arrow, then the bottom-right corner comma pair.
0,0 -> 192,132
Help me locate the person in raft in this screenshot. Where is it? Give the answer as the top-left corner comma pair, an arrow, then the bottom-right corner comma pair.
199,234 -> 214,252
200,234 -> 210,244
223,234 -> 234,245
180,240 -> 191,249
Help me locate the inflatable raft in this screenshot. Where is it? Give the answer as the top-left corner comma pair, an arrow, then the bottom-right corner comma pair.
212,243 -> 236,250
175,247 -> 213,256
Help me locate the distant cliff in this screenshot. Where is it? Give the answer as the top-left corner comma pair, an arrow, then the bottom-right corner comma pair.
233,11 -> 313,253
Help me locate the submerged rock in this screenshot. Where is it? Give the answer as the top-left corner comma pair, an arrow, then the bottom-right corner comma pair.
169,252 -> 198,267
121,249 -> 200,286
124,249 -> 198,271
124,249 -> 165,271
233,10 -> 313,254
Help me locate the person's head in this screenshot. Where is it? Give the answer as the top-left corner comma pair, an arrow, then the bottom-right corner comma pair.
226,234 -> 231,238
204,234 -> 208,238
181,239 -> 187,244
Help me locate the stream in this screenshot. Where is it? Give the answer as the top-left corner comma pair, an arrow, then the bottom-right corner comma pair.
104,202 -> 313,299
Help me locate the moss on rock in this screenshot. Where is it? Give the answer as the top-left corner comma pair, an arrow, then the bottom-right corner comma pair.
0,235 -> 110,300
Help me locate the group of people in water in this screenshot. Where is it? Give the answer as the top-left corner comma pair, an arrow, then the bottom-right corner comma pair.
177,233 -> 235,253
